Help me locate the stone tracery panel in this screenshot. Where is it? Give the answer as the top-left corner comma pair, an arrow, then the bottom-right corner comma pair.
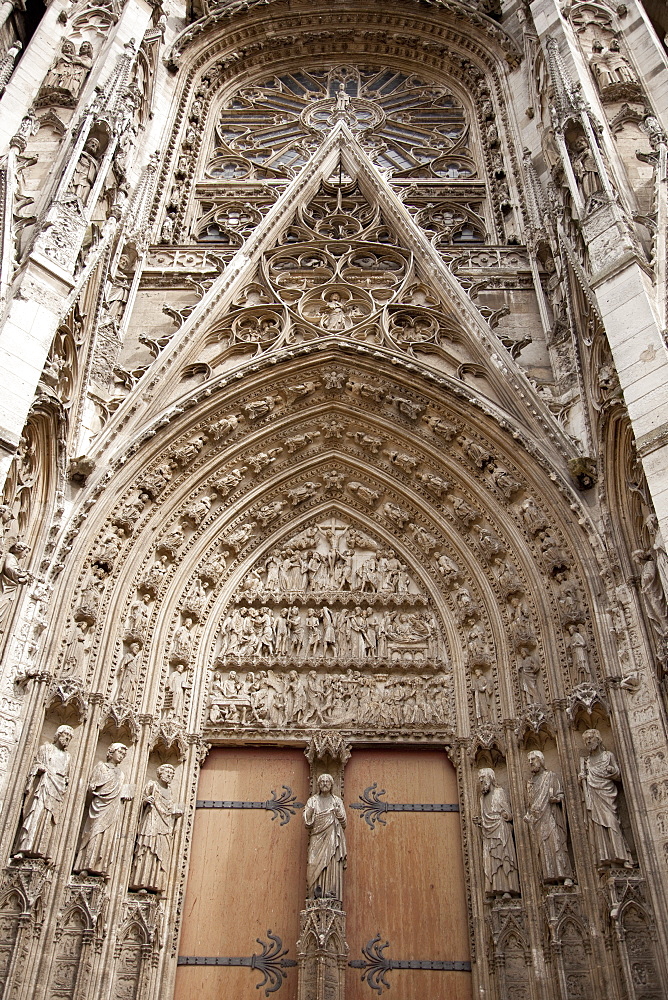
207,65 -> 475,183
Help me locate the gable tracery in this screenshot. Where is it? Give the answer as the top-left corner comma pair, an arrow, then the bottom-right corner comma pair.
160,56 -> 515,249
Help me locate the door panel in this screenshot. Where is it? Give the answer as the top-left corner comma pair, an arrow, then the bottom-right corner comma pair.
345,748 -> 472,1000
175,747 -> 309,1000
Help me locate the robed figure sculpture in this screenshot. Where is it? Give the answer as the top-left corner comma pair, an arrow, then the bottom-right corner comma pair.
477,767 -> 520,895
131,764 -> 184,892
579,729 -> 633,866
75,743 -> 133,875
15,725 -> 73,858
304,772 -> 347,900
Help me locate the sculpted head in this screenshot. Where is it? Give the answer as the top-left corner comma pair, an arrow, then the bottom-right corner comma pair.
527,750 -> 545,774
583,728 -> 603,752
107,742 -> 128,764
478,767 -> 496,794
157,764 -> 175,786
55,725 -> 74,749
318,773 -> 334,794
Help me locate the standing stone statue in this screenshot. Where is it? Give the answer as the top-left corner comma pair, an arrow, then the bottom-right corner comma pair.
472,667 -> 494,720
477,768 -> 520,895
14,726 -> 73,858
570,137 -> 600,201
69,136 -> 100,204
0,540 -> 31,637
74,743 -> 133,875
130,764 -> 184,892
578,729 -> 633,866
304,773 -> 347,900
523,751 -> 573,884
113,642 -> 140,704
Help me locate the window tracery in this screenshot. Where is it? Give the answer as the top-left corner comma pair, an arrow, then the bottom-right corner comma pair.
207,65 -> 474,182
171,62 -> 499,249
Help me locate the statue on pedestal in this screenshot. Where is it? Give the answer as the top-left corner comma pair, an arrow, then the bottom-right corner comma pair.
304,773 -> 347,900
523,751 -> 573,884
579,729 -> 633,867
477,768 -> 520,896
14,726 -> 73,858
130,764 -> 183,892
74,743 -> 133,875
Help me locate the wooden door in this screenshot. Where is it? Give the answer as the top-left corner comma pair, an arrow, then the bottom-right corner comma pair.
345,748 -> 472,1000
175,747 -> 309,1000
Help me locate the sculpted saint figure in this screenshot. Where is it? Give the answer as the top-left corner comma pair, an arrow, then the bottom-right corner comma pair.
15,726 -> 73,858
568,625 -> 591,684
0,541 -> 31,636
579,729 -> 633,866
114,642 -> 140,704
523,751 -> 573,883
70,137 -> 100,204
589,39 -> 616,90
75,743 -> 133,875
477,768 -> 520,895
632,548 -> 668,640
304,773 -> 347,900
472,667 -> 493,721
335,82 -> 350,112
42,38 -> 76,91
570,137 -> 600,201
130,764 -> 184,892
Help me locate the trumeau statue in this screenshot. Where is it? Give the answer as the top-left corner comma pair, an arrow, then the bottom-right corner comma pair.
14,726 -> 73,858
523,751 -> 573,884
75,743 -> 133,875
477,768 -> 520,896
131,764 -> 184,892
579,729 -> 633,867
304,773 -> 347,900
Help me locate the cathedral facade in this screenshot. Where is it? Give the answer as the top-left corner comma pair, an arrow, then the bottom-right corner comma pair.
0,0 -> 667,996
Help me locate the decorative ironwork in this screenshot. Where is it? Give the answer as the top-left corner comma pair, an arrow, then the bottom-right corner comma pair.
196,786 -> 303,825
349,934 -> 471,994
178,930 -> 297,995
350,783 -> 459,828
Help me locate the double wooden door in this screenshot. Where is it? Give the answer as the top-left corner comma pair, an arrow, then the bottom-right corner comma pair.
175,747 -> 471,1000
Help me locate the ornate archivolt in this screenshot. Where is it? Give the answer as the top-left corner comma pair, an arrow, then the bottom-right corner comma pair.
45,352 -> 605,748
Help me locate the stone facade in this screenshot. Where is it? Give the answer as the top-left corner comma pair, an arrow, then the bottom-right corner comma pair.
0,0 -> 667,996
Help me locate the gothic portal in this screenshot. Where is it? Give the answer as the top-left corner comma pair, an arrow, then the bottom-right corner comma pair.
0,0 -> 667,998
